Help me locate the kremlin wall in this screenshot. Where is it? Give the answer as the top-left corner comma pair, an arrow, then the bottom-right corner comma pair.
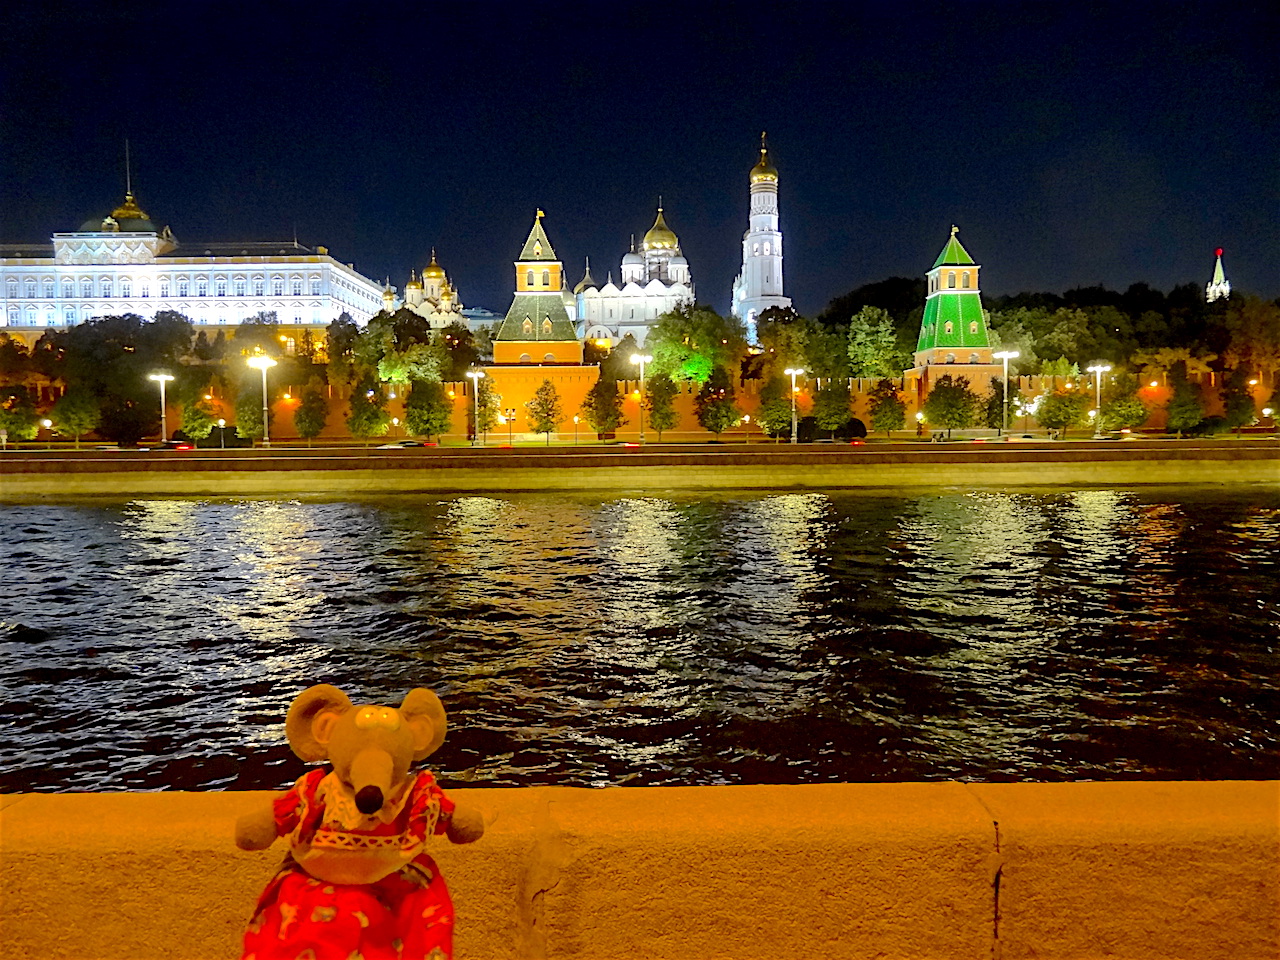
0,141 -> 1257,447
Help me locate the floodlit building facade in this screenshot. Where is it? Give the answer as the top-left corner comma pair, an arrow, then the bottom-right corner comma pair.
574,205 -> 695,347
730,136 -> 792,342
0,190 -> 385,343
1206,247 -> 1230,302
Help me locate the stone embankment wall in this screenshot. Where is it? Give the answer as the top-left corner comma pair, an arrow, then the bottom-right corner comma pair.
2,441 -> 1278,498
1,782 -> 1276,959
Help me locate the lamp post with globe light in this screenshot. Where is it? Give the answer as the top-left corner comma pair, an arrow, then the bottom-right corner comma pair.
630,353 -> 652,442
992,351 -> 1018,437
217,418 -> 226,449
505,408 -> 516,446
1264,407 -> 1275,440
465,370 -> 485,446
246,356 -> 276,447
1086,363 -> 1112,437
41,418 -> 53,450
784,367 -> 804,444
148,373 -> 175,443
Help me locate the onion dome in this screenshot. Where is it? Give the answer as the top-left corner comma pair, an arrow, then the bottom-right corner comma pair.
423,249 -> 446,280
406,269 -> 423,291
642,206 -> 679,251
750,131 -> 778,183
750,148 -> 778,184
622,249 -> 643,266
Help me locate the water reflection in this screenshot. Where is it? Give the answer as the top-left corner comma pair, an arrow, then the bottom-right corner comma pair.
2,488 -> 1278,791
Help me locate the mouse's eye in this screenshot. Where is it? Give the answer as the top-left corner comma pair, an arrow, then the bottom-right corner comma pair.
354,706 -> 402,730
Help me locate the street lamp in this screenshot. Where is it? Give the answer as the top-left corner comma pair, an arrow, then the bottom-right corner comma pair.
573,415 -> 579,445
391,416 -> 400,439
784,367 -> 804,444
1086,363 -> 1112,438
246,355 -> 277,447
148,373 -> 175,443
630,353 -> 652,442
1264,407 -> 1275,439
465,369 -> 485,446
992,351 -> 1019,437
742,413 -> 751,443
505,407 -> 516,446
41,418 -> 53,450
217,418 -> 226,449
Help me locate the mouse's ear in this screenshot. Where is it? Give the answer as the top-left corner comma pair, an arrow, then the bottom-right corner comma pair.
286,684 -> 352,761
400,688 -> 447,760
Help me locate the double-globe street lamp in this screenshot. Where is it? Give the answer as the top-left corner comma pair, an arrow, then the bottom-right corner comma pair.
148,373 -> 175,444
1086,363 -> 1112,438
246,355 -> 277,448
631,353 -> 652,442
784,367 -> 805,444
991,351 -> 1019,437
465,369 -> 485,446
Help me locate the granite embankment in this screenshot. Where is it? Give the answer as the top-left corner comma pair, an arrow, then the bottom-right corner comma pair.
2,439 -> 1278,497
2,782 -> 1276,959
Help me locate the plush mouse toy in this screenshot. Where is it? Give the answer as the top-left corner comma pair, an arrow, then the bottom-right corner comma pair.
235,684 -> 484,960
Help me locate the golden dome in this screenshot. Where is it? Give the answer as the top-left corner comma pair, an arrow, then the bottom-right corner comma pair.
423,249 -> 446,279
750,147 -> 778,184
406,270 -> 423,290
642,207 -> 679,251
110,191 -> 151,220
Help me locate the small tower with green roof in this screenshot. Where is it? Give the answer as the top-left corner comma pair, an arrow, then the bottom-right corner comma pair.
913,225 -> 995,367
493,210 -> 584,365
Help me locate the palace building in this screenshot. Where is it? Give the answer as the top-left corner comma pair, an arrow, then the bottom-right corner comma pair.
574,204 -> 695,347
0,189 -> 385,344
730,135 -> 791,341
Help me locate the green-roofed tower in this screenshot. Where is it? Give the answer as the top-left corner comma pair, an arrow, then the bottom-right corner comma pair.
493,210 -> 584,365
913,225 -> 994,367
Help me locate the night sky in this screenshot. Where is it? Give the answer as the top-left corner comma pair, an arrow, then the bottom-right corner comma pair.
2,1 -> 1276,317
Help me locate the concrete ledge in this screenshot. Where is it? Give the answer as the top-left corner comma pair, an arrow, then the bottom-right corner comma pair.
2,444 -> 1278,496
1,783 -> 1276,959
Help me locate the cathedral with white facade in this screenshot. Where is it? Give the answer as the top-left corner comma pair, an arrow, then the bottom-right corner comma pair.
0,188 -> 384,344
573,204 -> 695,347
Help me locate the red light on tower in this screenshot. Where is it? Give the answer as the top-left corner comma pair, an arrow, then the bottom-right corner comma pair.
1216,248 -> 1223,257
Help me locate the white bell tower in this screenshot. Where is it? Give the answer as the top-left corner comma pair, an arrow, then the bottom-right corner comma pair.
731,133 -> 791,342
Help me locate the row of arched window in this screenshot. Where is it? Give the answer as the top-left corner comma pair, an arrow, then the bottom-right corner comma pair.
4,304 -> 323,327
4,274 -> 324,300
525,269 -> 552,288
930,271 -> 974,293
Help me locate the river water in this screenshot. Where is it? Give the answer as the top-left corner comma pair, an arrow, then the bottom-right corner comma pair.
2,488 -> 1278,792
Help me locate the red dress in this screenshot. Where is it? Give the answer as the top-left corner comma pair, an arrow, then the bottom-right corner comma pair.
242,767 -> 458,960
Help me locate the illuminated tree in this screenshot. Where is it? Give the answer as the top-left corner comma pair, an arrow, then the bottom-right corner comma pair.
346,375 -> 390,444
754,377 -> 794,440
0,386 -> 39,441
644,374 -> 679,441
647,304 -> 747,385
579,376 -> 625,439
1219,366 -> 1257,433
526,379 -> 564,444
847,306 -> 907,378
50,390 -> 100,448
921,374 -> 980,437
694,365 -> 741,437
293,387 -> 329,445
812,379 -> 851,438
1164,361 -> 1205,439
1036,390 -> 1091,439
404,380 -> 452,441
867,379 -> 906,438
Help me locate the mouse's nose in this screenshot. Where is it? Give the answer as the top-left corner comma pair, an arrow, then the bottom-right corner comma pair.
355,785 -> 384,815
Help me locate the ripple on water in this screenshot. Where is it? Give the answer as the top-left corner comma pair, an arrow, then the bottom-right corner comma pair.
1,489 -> 1279,791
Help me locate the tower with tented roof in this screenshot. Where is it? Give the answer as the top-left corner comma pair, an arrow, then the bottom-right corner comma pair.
492,210 -> 583,365
1206,248 -> 1230,302
908,225 -> 1002,404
